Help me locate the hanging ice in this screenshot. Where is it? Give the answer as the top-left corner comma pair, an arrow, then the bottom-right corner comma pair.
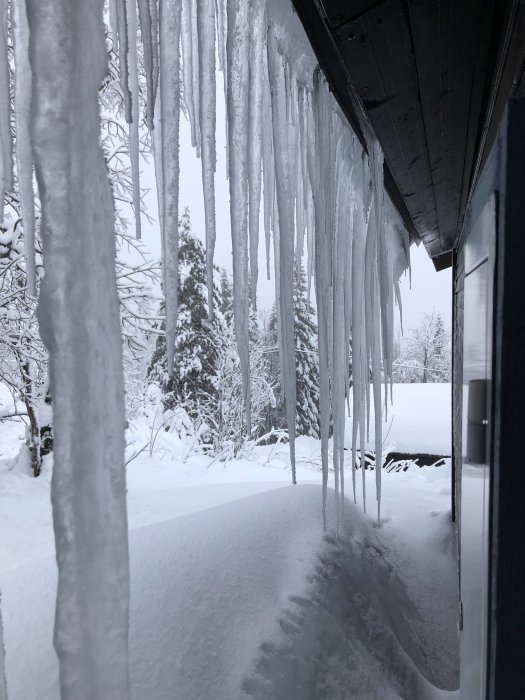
197,0 -> 217,318
115,0 -> 132,124
261,59 -> 274,282
267,26 -> 297,484
0,2 -> 417,697
11,0 -> 36,295
158,0 -> 182,376
26,0 -> 130,696
226,0 -> 251,434
181,0 -> 197,146
127,0 -> 142,239
137,0 -> 156,130
247,1 -> 264,310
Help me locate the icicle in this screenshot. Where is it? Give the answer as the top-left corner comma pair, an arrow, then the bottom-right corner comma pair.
0,0 -> 12,215
272,193 -> 285,396
309,72 -> 333,525
116,0 -> 132,124
0,594 -> 6,700
351,155 -> 367,504
152,92 -> 164,286
305,89 -> 317,307
217,0 -> 229,179
150,0 -> 160,105
331,130 -> 348,526
267,25 -> 297,485
181,0 -> 197,147
137,0 -> 155,130
197,0 -> 217,318
369,139 -> 388,520
247,2 -> 265,309
159,0 -> 182,376
306,181 -> 315,303
394,277 -> 403,333
364,196 -> 383,521
127,0 -> 142,239
216,0 -> 226,72
227,0 -> 251,434
190,0 -> 201,157
295,85 -> 307,263
26,0 -> 130,694
261,55 -> 274,281
12,0 -> 36,295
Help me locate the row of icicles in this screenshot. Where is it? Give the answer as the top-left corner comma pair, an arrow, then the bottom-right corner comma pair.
1,0 -> 409,525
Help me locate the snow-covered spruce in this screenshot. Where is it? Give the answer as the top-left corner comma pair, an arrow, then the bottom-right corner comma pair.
148,211 -> 226,422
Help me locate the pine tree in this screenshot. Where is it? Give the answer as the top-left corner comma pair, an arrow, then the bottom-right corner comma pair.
148,210 -> 226,417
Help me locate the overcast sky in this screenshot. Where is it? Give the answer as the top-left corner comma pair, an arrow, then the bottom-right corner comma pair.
138,84 -> 452,334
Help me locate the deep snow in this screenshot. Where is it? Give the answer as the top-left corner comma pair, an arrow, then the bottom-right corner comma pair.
0,383 -> 457,699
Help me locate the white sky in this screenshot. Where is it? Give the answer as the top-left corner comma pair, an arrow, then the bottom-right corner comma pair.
138,81 -> 452,335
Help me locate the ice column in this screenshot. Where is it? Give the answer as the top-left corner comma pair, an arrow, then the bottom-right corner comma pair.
11,0 -> 36,295
226,0 -> 251,434
158,0 -> 182,376
127,0 -> 142,239
26,0 -> 130,697
267,26 -> 297,483
197,0 -> 217,318
137,0 -> 156,130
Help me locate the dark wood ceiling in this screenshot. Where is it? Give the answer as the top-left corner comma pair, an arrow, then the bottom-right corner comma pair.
292,0 -> 525,268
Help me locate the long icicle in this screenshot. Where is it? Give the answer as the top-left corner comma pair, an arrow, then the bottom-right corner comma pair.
181,0 -> 197,147
190,0 -> 201,157
247,0 -> 264,310
127,0 -> 142,239
261,52 -> 274,281
12,0 -> 36,295
137,0 -> 155,130
310,71 -> 332,525
267,28 -> 297,485
116,0 -> 132,124
26,0 -> 130,694
226,0 -> 251,434
197,0 -> 217,319
149,0 -> 160,106
159,0 -> 182,376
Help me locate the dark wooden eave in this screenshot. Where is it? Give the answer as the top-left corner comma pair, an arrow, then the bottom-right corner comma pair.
291,0 -> 525,270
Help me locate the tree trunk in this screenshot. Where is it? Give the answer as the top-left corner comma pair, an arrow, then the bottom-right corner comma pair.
20,361 -> 42,477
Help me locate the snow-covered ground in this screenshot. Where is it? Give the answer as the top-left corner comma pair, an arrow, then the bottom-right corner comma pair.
0,383 -> 457,699
353,382 -> 451,456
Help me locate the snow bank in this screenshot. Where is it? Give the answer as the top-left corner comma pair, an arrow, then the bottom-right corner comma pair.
1,485 -> 329,699
0,464 -> 458,700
